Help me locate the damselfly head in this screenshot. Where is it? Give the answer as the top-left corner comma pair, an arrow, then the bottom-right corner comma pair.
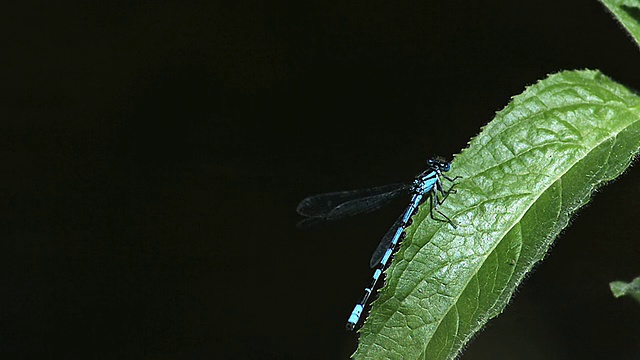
428,157 -> 451,172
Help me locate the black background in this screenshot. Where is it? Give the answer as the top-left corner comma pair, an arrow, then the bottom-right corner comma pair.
2,1 -> 640,359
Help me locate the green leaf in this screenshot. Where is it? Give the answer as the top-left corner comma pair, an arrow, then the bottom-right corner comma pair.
610,277 -> 640,302
600,0 -> 640,48
353,70 -> 640,360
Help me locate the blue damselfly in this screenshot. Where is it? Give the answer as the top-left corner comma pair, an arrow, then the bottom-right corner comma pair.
297,158 -> 460,330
